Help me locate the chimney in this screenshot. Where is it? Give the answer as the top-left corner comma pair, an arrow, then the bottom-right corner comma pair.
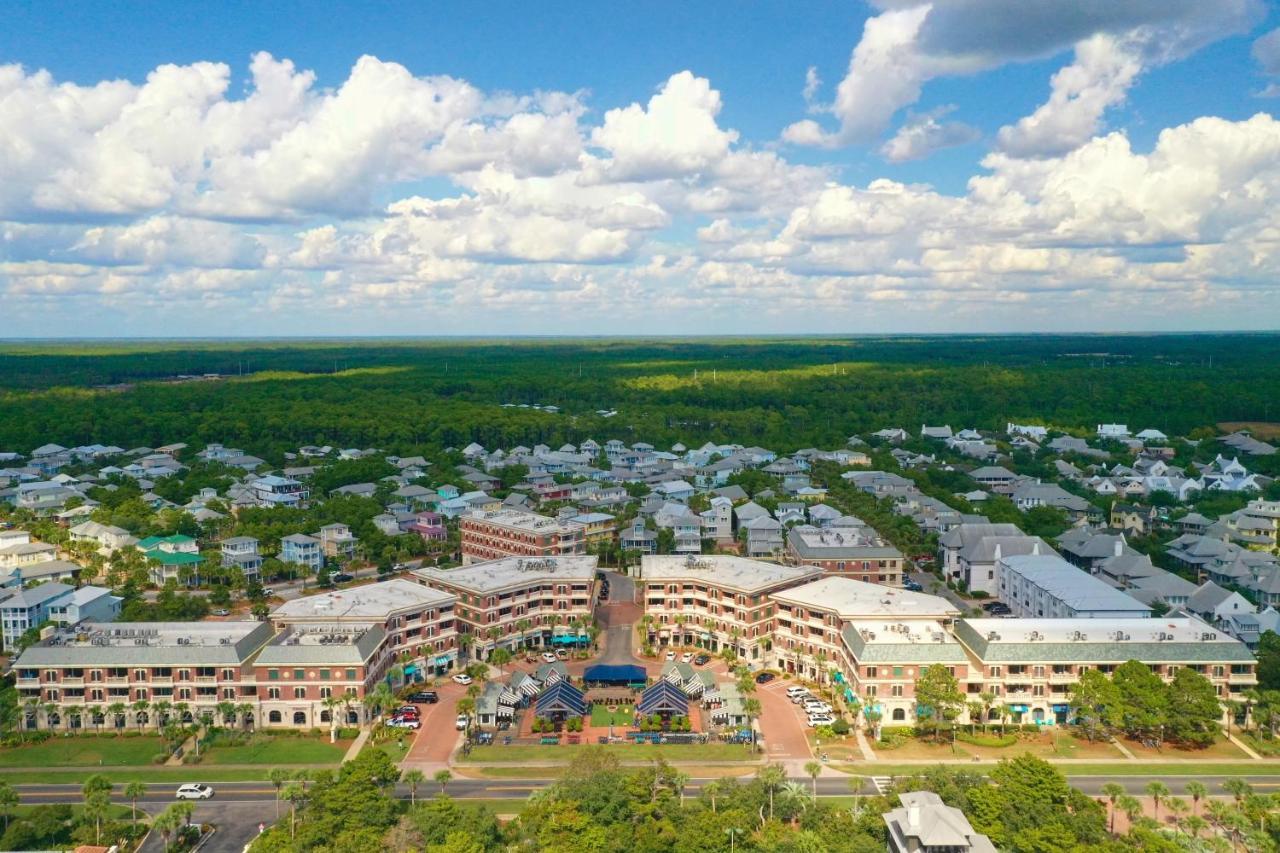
907,805 -> 920,828
1032,541 -> 1041,555
993,543 -> 1002,561
1114,539 -> 1124,557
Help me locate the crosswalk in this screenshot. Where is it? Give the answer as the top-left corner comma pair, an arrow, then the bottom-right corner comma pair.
869,776 -> 894,795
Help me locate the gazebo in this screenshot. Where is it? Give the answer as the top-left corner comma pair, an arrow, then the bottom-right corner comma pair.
637,679 -> 689,720
534,679 -> 588,724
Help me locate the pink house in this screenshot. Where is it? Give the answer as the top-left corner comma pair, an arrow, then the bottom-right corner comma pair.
409,511 -> 447,542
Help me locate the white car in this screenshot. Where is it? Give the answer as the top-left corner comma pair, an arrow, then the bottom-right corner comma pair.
540,651 -> 558,663
455,714 -> 470,731
803,702 -> 834,715
175,783 -> 214,800
680,652 -> 694,663
806,715 -> 836,728
790,692 -> 814,705
452,673 -> 473,686
665,650 -> 675,661
785,686 -> 810,699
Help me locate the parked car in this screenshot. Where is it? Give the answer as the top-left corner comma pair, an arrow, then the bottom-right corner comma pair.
681,652 -> 694,663
394,706 -> 420,717
175,783 -> 214,800
694,654 -> 711,666
983,601 -> 1012,615
261,588 -> 275,597
665,650 -> 675,661
407,691 -> 438,704
806,715 -> 835,728
785,686 -> 810,699
803,702 -> 833,715
790,693 -> 814,705
452,673 -> 473,686
210,609 -> 230,617
555,649 -> 569,660
541,651 -> 558,663
455,714 -> 470,731
754,672 -> 775,684
902,578 -> 923,592
332,573 -> 354,583
387,717 -> 421,730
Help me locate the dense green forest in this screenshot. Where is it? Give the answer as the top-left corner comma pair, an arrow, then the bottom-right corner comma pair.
0,335 -> 1275,459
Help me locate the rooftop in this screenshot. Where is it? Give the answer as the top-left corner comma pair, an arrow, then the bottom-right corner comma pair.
464,508 -> 584,534
787,525 -> 902,559
1001,554 -> 1150,614
255,624 -> 387,666
841,619 -> 969,664
416,555 -> 598,593
771,575 -> 959,619
16,621 -> 272,666
639,554 -> 820,593
273,579 -> 454,622
954,617 -> 1253,662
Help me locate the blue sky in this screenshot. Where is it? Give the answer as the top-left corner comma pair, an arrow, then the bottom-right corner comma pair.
2,1 -> 1279,335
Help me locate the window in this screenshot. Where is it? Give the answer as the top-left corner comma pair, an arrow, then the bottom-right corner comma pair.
268,670 -> 279,680
892,667 -> 903,677
268,710 -> 282,723
320,687 -> 332,698
320,669 -> 331,680
293,669 -> 305,680
294,687 -> 306,699
267,688 -> 280,700
346,669 -> 356,680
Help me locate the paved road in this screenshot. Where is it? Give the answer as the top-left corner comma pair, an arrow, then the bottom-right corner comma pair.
136,801 -> 273,853
597,570 -> 641,667
907,570 -> 980,614
17,774 -> 1280,808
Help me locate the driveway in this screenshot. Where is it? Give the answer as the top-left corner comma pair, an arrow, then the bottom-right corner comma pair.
756,680 -> 815,763
907,571 -> 979,614
403,680 -> 467,768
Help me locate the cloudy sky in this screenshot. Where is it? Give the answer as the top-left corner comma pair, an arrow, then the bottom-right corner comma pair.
3,0 -> 1280,336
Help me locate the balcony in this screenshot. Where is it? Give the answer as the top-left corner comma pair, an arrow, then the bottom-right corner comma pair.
106,676 -> 129,685
16,678 -> 38,688
61,677 -> 85,687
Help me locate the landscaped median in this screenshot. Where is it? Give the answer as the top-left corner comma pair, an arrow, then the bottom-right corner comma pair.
459,742 -> 759,763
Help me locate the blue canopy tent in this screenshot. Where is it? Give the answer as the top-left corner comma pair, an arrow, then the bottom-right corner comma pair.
535,680 -> 588,721
637,679 -> 689,718
583,664 -> 647,687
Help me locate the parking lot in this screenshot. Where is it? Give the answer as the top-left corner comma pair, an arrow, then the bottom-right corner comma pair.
755,679 -> 816,761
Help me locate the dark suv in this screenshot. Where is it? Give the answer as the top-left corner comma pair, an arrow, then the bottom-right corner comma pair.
407,691 -> 439,704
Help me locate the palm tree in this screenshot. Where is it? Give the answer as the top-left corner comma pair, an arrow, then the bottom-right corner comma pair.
1166,797 -> 1189,829
757,764 -> 787,820
703,780 -> 721,813
1146,781 -> 1169,822
269,767 -> 291,818
0,782 -> 17,833
516,618 -> 533,650
490,648 -> 514,677
235,702 -> 255,731
1222,778 -> 1251,805
85,704 -> 103,733
322,695 -> 343,739
153,805 -> 182,852
282,781 -> 306,839
671,770 -> 689,808
1185,780 -> 1207,815
434,769 -> 452,795
216,700 -> 236,727
1182,814 -> 1209,839
107,702 -> 126,732
1117,794 -> 1142,830
125,780 -> 148,825
804,761 -> 822,802
1101,782 -> 1125,833
403,769 -> 425,804
152,699 -> 172,730
742,698 -> 762,748
131,699 -> 150,731
978,690 -> 996,734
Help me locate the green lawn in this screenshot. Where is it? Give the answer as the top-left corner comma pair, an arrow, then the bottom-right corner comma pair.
462,742 -> 756,763
199,733 -> 351,765
369,739 -> 412,764
832,761 -> 1280,777
590,705 -> 635,727
0,736 -> 166,768
0,767 -> 275,783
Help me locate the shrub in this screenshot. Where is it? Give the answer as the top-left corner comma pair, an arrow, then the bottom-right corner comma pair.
183,752 -> 204,764
151,753 -> 168,764
814,725 -> 836,740
831,719 -> 851,736
956,731 -> 1018,748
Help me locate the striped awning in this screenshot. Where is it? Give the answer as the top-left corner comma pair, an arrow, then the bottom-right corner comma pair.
499,687 -> 520,704
664,669 -> 685,685
544,669 -> 562,684
684,679 -> 705,696
702,689 -> 722,703
519,679 -> 542,697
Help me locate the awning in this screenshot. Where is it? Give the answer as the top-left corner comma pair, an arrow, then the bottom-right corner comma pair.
1010,704 -> 1029,712
700,632 -> 711,640
403,664 -> 418,675
433,656 -> 452,665
844,688 -> 855,703
833,672 -> 845,684
1051,704 -> 1070,712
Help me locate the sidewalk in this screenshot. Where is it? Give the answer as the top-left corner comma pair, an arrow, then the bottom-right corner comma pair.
342,729 -> 370,762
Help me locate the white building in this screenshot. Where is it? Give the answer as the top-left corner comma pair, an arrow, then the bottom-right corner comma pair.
997,554 -> 1151,618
